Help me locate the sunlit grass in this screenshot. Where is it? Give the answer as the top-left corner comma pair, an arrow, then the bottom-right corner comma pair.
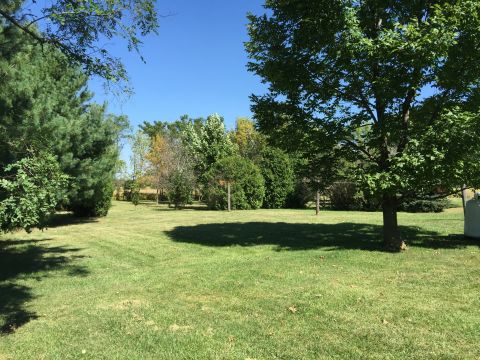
0,201 -> 479,359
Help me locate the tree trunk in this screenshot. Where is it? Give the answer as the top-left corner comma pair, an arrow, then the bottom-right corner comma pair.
461,185 -> 467,216
316,191 -> 320,216
382,196 -> 406,251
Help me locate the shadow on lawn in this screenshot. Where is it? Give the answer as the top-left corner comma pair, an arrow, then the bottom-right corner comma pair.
167,222 -> 475,252
47,212 -> 98,228
0,238 -> 87,335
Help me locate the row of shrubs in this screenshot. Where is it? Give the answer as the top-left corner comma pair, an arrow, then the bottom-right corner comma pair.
119,168 -> 451,213
203,149 -> 293,210
327,181 -> 452,213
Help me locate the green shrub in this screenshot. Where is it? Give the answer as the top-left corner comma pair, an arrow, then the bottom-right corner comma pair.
0,153 -> 68,232
204,156 -> 265,210
261,147 -> 295,208
131,190 -> 140,207
326,180 -> 450,213
285,180 -> 314,209
166,169 -> 195,208
327,181 -> 364,210
399,198 -> 450,213
69,179 -> 114,217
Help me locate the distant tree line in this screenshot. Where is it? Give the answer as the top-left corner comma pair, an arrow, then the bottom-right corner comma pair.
124,109 -> 467,217
123,115 -> 306,211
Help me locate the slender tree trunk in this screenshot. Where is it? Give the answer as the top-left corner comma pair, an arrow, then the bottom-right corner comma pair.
316,191 -> 320,216
382,195 -> 406,251
461,185 -> 467,216
227,182 -> 231,212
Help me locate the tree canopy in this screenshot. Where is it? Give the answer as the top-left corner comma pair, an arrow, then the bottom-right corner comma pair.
0,0 -> 159,82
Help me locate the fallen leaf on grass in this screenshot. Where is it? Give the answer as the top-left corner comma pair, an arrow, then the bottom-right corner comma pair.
288,305 -> 298,314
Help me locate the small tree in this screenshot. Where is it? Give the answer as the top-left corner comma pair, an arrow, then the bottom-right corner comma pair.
204,156 -> 265,210
165,169 -> 195,209
146,134 -> 169,203
130,180 -> 141,208
129,130 -> 150,186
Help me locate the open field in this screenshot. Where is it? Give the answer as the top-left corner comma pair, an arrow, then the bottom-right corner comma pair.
1,201 -> 479,359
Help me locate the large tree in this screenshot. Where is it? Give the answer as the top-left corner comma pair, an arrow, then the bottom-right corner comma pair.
247,0 -> 480,250
0,24 -> 128,221
0,0 -> 158,82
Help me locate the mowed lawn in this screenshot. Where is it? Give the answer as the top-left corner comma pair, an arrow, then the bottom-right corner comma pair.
0,201 -> 479,360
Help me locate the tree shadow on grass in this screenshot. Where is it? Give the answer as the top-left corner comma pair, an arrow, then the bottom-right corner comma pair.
0,238 -> 87,335
167,222 -> 476,252
47,212 -> 98,228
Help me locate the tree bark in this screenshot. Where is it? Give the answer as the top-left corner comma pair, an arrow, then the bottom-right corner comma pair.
382,196 -> 406,251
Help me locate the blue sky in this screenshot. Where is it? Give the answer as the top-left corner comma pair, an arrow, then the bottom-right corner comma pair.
89,0 -> 267,135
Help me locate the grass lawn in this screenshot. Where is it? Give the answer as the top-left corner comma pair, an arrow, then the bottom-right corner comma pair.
0,201 -> 479,359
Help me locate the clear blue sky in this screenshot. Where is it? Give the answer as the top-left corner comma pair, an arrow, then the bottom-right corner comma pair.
89,0 -> 267,135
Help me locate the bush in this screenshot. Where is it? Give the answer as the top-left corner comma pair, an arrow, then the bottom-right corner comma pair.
260,147 -> 295,208
166,169 -> 195,208
399,198 -> 450,213
285,180 -> 314,209
68,177 -> 114,217
204,156 -> 265,210
327,181 -> 364,210
0,153 -> 68,232
326,180 -> 450,213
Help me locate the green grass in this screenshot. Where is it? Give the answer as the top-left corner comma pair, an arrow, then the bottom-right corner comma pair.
1,201 -> 479,359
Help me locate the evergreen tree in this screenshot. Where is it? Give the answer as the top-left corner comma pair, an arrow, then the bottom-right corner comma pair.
0,24 -> 127,220
260,147 -> 294,209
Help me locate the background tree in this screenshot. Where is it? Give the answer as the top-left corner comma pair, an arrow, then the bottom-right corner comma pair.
146,134 -> 169,202
184,113 -> 237,184
204,156 -> 265,210
247,0 -> 480,250
229,117 -> 266,163
260,147 -> 294,209
0,0 -> 159,82
129,130 -> 150,185
114,159 -> 128,200
163,139 -> 196,209
140,115 -> 204,140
